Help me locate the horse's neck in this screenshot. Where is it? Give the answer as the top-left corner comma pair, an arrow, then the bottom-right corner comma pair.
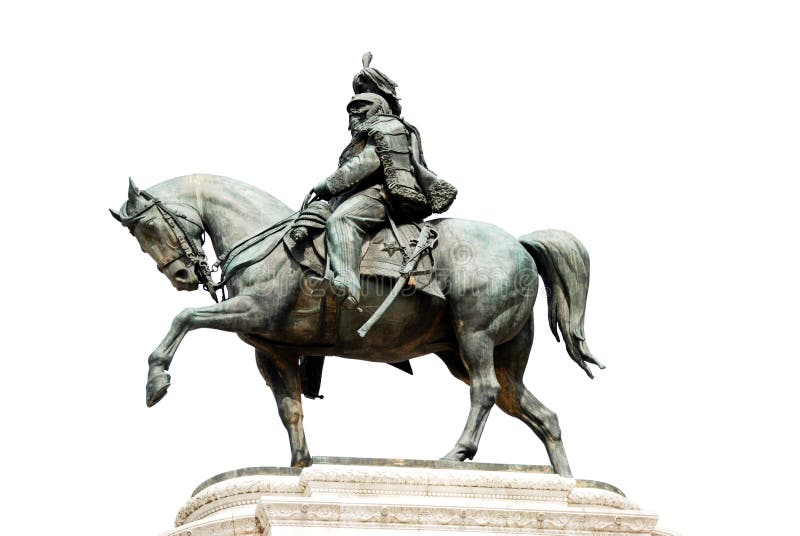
154,174 -> 293,257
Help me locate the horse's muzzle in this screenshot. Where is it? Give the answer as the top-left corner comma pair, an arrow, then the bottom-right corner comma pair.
168,267 -> 199,291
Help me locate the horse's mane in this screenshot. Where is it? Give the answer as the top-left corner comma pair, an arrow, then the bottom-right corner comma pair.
146,174 -> 293,219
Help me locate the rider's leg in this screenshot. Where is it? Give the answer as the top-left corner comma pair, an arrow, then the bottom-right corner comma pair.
325,192 -> 386,304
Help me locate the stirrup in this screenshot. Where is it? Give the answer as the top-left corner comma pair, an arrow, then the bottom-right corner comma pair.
307,275 -> 348,298
341,294 -> 361,312
331,277 -> 362,312
307,275 -> 361,311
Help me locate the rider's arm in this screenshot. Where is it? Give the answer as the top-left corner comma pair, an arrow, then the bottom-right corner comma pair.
313,142 -> 381,199
409,130 -> 438,182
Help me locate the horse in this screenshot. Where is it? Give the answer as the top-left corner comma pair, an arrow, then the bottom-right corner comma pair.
110,173 -> 604,477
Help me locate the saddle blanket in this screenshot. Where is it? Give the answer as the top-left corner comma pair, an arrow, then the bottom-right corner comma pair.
285,223 -> 444,300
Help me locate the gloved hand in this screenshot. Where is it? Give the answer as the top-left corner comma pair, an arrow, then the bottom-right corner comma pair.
313,179 -> 333,200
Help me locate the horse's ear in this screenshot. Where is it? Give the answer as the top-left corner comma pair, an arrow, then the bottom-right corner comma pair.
109,208 -> 122,223
128,177 -> 140,202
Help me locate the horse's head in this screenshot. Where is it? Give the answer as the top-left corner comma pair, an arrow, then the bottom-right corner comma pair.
110,178 -> 205,292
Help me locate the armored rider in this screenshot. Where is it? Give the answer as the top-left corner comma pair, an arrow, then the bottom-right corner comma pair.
311,53 -> 457,309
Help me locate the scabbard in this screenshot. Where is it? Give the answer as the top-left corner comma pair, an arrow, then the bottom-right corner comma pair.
357,225 -> 433,338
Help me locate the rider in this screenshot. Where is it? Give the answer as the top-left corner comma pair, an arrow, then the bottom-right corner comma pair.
311,54 -> 457,309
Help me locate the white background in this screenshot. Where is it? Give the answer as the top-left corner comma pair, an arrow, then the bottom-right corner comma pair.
1,2 -> 798,535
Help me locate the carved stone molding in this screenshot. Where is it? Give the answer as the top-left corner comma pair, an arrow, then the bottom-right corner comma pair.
176,475 -> 304,526
256,501 -> 660,534
568,487 -> 640,511
167,462 -> 676,536
300,464 -> 574,502
300,464 -> 573,490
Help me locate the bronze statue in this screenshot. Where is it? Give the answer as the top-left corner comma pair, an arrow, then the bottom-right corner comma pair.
110,55 -> 604,477
311,53 -> 456,309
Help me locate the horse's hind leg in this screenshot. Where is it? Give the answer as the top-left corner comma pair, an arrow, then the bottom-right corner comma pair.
436,350 -> 468,384
254,347 -> 311,468
494,319 -> 572,476
441,331 -> 500,462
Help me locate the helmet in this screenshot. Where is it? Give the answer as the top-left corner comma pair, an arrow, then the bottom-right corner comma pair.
347,92 -> 392,118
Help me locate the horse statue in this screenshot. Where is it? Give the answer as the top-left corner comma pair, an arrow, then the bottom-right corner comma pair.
110,173 -> 604,477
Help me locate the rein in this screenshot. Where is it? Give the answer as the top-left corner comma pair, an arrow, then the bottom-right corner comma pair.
209,191 -> 317,296
211,213 -> 296,296
124,188 -> 310,302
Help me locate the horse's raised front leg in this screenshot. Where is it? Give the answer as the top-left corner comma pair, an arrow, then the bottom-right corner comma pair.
146,295 -> 264,407
254,348 -> 311,467
441,331 -> 499,461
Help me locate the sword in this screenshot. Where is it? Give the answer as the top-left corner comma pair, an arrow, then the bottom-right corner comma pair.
357,225 -> 435,338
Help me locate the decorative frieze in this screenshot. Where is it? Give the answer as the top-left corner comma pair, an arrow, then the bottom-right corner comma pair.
167,461 -> 675,536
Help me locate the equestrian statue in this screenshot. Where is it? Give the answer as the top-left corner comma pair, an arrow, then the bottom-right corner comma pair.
110,54 -> 604,477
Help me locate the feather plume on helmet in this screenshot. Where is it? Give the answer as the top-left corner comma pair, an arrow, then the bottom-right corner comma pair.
352,52 -> 401,116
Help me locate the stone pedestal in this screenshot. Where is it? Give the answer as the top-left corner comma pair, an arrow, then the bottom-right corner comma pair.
164,458 -> 676,536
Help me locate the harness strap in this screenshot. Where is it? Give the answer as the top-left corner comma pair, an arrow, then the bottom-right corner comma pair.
214,219 -> 295,291
385,205 -> 412,261
155,248 -> 185,272
138,190 -> 219,302
382,203 -> 437,284
214,213 -> 297,271
126,189 -> 301,303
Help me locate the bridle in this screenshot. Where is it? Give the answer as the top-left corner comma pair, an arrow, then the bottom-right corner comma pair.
120,188 -> 316,303
121,190 -> 220,302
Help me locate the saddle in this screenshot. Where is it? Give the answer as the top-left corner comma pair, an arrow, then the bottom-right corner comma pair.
285,200 -> 442,399
283,201 -> 444,300
217,201 -> 443,399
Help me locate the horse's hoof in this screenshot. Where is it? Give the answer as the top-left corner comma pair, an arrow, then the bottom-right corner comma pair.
291,454 -> 312,468
146,372 -> 171,407
440,444 -> 476,462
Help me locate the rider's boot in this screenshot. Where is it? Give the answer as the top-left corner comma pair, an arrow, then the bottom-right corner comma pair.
332,276 -> 361,311
306,274 -> 361,311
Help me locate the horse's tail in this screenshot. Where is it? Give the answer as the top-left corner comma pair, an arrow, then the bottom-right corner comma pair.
519,230 -> 604,378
